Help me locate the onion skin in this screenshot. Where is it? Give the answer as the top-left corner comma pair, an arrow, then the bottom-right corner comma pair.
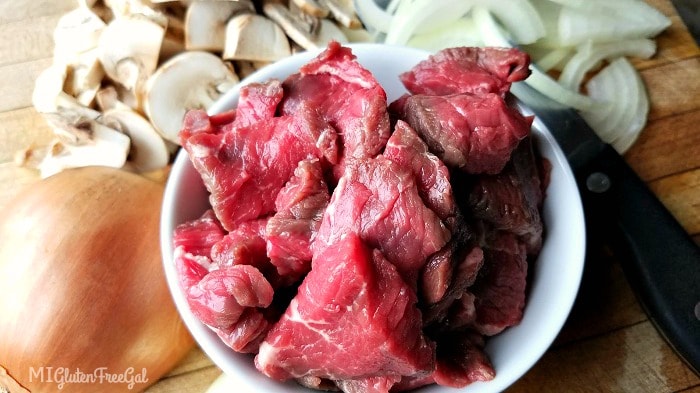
0,166 -> 193,392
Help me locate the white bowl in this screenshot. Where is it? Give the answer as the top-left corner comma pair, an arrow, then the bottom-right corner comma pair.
160,43 -> 586,393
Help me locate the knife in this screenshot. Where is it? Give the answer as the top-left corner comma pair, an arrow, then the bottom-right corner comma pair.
671,0 -> 700,46
510,81 -> 700,375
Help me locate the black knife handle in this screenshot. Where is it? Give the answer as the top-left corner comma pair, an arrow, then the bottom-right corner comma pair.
577,144 -> 700,374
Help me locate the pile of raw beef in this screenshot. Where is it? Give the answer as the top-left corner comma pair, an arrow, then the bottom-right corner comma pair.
173,41 -> 549,392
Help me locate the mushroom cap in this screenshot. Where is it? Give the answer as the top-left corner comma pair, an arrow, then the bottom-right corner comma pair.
53,6 -> 106,60
97,14 -> 165,92
223,13 -> 292,62
32,64 -> 69,113
185,0 -> 255,51
143,51 -> 239,144
38,117 -> 130,178
101,108 -> 170,172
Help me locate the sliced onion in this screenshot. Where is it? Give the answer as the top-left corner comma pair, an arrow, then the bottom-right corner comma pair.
407,17 -> 482,50
353,0 -> 394,34
555,0 -> 671,46
385,0 -> 474,45
534,47 -> 573,72
558,38 -> 656,91
475,0 -> 545,44
580,57 -> 649,153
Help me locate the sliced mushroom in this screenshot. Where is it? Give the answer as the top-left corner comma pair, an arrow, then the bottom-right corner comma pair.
42,108 -> 102,145
143,51 -> 239,144
37,116 -> 131,178
263,1 -> 319,50
105,0 -> 169,27
32,64 -> 69,113
38,127 -> 130,178
100,109 -> 170,172
95,85 -> 135,112
292,0 -> 330,18
223,13 -> 291,62
63,49 -> 105,107
53,6 -> 106,61
185,0 -> 255,51
313,19 -> 348,47
320,0 -> 362,29
97,14 -> 165,92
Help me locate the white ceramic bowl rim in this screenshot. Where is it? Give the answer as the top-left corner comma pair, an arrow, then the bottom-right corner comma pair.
160,43 -> 586,393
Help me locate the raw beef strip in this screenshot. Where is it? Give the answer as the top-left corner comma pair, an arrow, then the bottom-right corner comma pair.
266,159 -> 330,281
393,332 -> 494,391
255,234 -> 435,382
232,79 -> 284,128
180,105 -> 338,231
423,246 -> 484,326
314,156 -> 451,286
419,247 -> 453,305
183,264 -> 273,330
178,109 -> 235,144
335,375 -> 401,393
211,219 -> 268,268
390,92 -> 532,174
280,41 -> 390,178
468,137 -> 545,255
383,120 -> 455,221
172,209 -> 225,259
217,308 -> 271,353
399,47 -> 530,96
432,332 -> 495,387
471,232 -> 528,336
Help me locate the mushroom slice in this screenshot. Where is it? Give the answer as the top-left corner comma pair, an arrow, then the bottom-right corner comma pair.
105,0 -> 169,27
223,14 -> 291,62
53,6 -> 106,61
320,0 -> 361,28
143,51 -> 239,144
313,19 -> 348,47
37,120 -> 130,178
292,0 -> 330,18
97,14 -> 165,92
263,1 -> 318,50
33,64 -> 69,113
42,108 -> 104,145
95,85 -> 133,112
101,109 -> 170,172
185,0 -> 255,51
63,49 -> 105,107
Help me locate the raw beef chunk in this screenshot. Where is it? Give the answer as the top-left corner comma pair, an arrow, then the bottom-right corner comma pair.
335,375 -> 401,393
266,159 -> 330,281
232,80 -> 284,128
470,232 -> 529,336
392,332 -> 494,391
314,156 -> 451,286
399,47 -> 530,96
180,106 -> 338,231
280,41 -> 390,179
172,209 -> 225,259
173,211 -> 276,353
255,234 -> 435,382
383,120 -> 455,221
391,92 -> 532,174
468,136 -> 545,255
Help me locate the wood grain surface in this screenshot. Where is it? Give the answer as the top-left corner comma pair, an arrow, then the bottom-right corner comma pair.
0,1 -> 698,392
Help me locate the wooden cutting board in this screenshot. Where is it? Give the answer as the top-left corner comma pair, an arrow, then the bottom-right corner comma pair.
0,0 -> 698,392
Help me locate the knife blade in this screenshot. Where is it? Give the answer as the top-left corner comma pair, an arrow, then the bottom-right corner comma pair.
511,81 -> 700,375
671,0 -> 700,45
